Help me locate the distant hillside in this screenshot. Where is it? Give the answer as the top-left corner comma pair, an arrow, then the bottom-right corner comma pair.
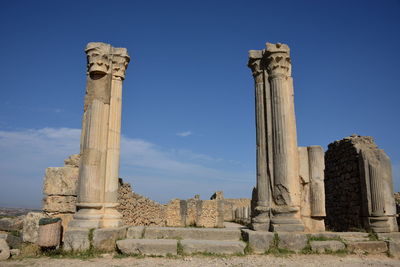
0,207 -> 41,217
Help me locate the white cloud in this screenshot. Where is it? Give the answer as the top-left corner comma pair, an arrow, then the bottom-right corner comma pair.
176,131 -> 192,137
0,127 -> 254,208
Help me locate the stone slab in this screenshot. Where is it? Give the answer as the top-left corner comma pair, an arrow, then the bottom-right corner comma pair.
117,239 -> 177,256
181,239 -> 246,255
241,229 -> 274,253
308,232 -> 341,239
0,239 -> 10,261
126,226 -> 144,239
277,232 -> 308,252
271,224 -> 305,232
337,232 -> 370,242
63,229 -> 90,252
23,212 -> 48,243
310,240 -> 345,253
347,241 -> 387,254
143,227 -> 241,241
42,196 -> 76,213
388,240 -> 400,258
43,167 -> 79,195
0,217 -> 23,231
10,249 -> 20,257
93,227 -> 127,252
377,232 -> 400,241
0,233 -> 22,249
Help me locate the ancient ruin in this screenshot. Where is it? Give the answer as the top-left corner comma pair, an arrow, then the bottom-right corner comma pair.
248,43 -> 326,232
69,42 -> 130,229
325,135 -> 398,233
4,40 -> 397,261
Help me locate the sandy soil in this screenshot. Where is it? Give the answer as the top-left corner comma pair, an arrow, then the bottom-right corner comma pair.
1,254 -> 400,267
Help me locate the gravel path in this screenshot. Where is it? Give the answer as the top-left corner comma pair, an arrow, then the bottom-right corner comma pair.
1,254 -> 400,267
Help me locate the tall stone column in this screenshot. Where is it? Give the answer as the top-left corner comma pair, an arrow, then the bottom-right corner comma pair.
308,146 -> 326,217
70,42 -> 130,229
102,48 -> 130,228
70,42 -> 113,229
248,50 -> 270,231
264,43 -> 303,231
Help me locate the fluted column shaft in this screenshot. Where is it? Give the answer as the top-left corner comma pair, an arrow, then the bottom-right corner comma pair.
308,146 -> 326,217
70,42 -> 129,229
269,75 -> 300,208
102,77 -> 123,227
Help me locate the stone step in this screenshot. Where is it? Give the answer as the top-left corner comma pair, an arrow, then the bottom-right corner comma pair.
346,241 -> 388,254
336,232 -> 370,242
310,240 -> 345,253
181,239 -> 246,255
116,238 -> 246,256
117,239 -> 177,256
143,226 -> 242,241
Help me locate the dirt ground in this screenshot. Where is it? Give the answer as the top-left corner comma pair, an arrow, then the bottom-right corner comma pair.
1,254 -> 400,267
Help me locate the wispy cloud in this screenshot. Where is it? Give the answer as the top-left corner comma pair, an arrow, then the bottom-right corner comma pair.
176,131 -> 192,137
0,127 -> 254,208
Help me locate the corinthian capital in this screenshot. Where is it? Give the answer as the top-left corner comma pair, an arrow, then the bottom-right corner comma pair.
111,47 -> 130,80
247,50 -> 263,83
85,42 -> 112,76
264,42 -> 291,78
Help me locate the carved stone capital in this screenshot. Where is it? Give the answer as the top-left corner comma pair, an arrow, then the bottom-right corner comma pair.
111,47 -> 130,80
264,42 -> 291,78
85,42 -> 112,75
248,50 -> 263,83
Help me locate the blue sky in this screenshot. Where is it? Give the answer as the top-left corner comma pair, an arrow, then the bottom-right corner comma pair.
0,0 -> 399,208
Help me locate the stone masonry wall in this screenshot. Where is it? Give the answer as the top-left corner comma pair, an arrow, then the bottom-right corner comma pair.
164,198 -> 224,228
325,135 -> 394,231
117,180 -> 166,226
42,154 -> 80,235
223,198 -> 251,222
43,158 -> 244,228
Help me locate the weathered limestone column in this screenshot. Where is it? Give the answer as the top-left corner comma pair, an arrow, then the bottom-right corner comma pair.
360,149 -> 398,232
102,48 -> 130,228
248,50 -> 270,231
264,43 -> 303,231
308,146 -> 325,217
70,42 -> 130,229
70,42 -> 113,228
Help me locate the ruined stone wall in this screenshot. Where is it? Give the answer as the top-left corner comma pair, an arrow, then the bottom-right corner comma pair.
325,135 -> 397,232
223,198 -> 251,222
117,180 -> 166,226
42,154 -> 80,234
395,192 -> 400,228
325,136 -> 371,231
164,198 -> 224,228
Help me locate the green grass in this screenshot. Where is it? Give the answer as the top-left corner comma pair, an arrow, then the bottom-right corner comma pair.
265,233 -> 294,257
367,231 -> 379,241
177,240 -> 184,255
244,242 -> 253,255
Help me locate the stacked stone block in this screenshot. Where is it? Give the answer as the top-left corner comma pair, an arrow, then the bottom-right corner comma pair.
224,198 -> 251,222
325,135 -> 398,232
165,198 -> 224,228
117,180 -> 166,226
42,154 -> 80,233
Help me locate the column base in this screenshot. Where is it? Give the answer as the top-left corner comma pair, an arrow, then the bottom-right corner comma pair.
369,216 -> 391,233
270,206 -> 304,232
102,203 -> 123,228
251,205 -> 270,231
69,203 -> 103,229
